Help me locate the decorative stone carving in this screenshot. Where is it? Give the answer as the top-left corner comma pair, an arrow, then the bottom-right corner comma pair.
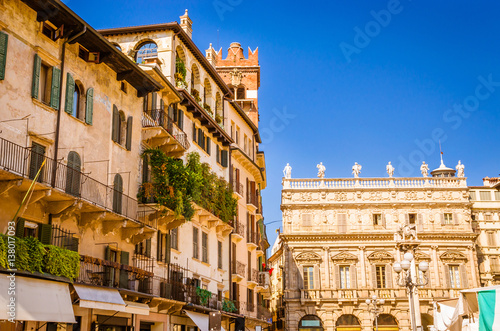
414,252 -> 431,261
230,68 -> 243,86
352,162 -> 362,178
331,251 -> 358,263
440,251 -> 468,262
367,251 -> 394,263
456,160 -> 465,178
386,162 -> 395,177
283,163 -> 292,179
394,223 -> 418,241
421,161 -> 429,177
295,251 -> 322,263
317,162 -> 326,179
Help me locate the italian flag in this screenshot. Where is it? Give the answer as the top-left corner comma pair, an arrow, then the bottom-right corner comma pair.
478,289 -> 500,331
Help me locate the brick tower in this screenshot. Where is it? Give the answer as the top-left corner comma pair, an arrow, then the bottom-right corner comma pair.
206,42 -> 260,126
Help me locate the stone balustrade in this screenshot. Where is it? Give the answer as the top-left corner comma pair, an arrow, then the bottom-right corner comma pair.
283,177 -> 467,189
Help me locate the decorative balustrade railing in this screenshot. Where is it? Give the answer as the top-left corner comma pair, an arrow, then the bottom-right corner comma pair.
247,191 -> 258,206
232,260 -> 246,276
51,224 -> 79,251
234,221 -> 245,237
250,268 -> 259,283
233,181 -> 244,196
0,137 -> 155,227
247,231 -> 259,245
284,177 -> 466,189
142,109 -> 190,150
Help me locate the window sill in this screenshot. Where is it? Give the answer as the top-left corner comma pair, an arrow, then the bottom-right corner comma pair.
201,261 -> 211,267
192,141 -> 211,157
32,98 -> 56,113
65,112 -> 88,126
171,248 -> 181,254
112,140 -> 129,151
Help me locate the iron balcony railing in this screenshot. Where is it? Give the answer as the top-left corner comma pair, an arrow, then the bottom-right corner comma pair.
51,224 -> 79,252
77,255 -> 154,295
142,109 -> 190,150
233,221 -> 245,238
232,260 -> 246,277
233,181 -> 244,196
247,190 -> 258,207
247,231 -> 259,245
0,137 -> 156,228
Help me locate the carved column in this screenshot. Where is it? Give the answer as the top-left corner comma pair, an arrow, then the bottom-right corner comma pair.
359,246 -> 366,287
468,245 -> 478,287
431,245 -> 440,287
324,246 -> 331,288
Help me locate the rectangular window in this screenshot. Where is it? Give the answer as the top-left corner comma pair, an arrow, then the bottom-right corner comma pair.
193,227 -> 199,259
376,265 -> 386,288
217,241 -> 222,269
495,191 -> 500,201
373,214 -> 382,226
487,231 -> 496,246
236,127 -> 240,145
480,191 -> 491,201
339,266 -> 350,289
491,257 -> 500,272
244,135 -> 248,154
485,214 -> 493,221
171,228 -> 178,250
230,122 -> 234,139
39,63 -> 52,104
303,266 -> 314,290
444,213 -> 453,225
469,191 -> 476,200
408,213 -> 416,224
302,214 -> 312,228
449,265 -> 461,288
201,232 -> 208,263
41,22 -> 63,41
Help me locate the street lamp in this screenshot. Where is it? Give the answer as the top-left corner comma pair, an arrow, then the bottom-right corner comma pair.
393,252 -> 429,331
366,295 -> 385,331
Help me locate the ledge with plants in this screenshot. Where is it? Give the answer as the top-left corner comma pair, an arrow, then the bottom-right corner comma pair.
0,234 -> 80,281
138,150 -> 237,223
222,298 -> 238,313
191,88 -> 202,104
175,57 -> 187,88
196,286 -> 212,306
203,103 -> 213,116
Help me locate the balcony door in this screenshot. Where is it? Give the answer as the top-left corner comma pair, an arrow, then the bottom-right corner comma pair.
29,142 -> 45,182
65,151 -> 81,196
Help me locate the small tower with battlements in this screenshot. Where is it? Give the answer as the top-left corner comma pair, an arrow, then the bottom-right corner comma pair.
207,42 -> 260,126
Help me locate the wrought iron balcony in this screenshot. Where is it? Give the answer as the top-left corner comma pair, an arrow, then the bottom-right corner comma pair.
0,137 -> 155,228
233,181 -> 244,197
142,109 -> 190,151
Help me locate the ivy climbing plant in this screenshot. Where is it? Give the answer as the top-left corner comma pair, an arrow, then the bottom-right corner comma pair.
196,287 -> 212,306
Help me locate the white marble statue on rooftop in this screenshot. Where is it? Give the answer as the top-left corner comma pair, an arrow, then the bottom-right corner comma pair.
386,162 -> 395,177
456,160 -> 465,177
283,163 -> 292,179
352,162 -> 362,178
420,161 -> 429,177
317,162 -> 326,179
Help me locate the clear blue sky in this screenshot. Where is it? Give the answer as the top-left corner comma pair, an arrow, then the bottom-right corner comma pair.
66,0 -> 500,250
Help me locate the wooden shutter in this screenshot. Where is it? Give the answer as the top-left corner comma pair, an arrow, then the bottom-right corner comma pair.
165,232 -> 171,264
350,264 -> 357,289
334,265 -> 340,289
178,108 -> 184,130
29,143 -> 45,182
372,265 -> 378,288
417,214 -> 424,232
444,265 -> 451,288
15,218 -> 25,238
152,92 -> 157,109
143,94 -> 148,112
125,116 -> 133,151
119,251 -> 129,288
85,88 -> 94,125
385,265 -> 393,288
32,54 -> 41,99
192,124 -> 196,141
145,238 -> 152,258
50,67 -> 61,109
381,214 -> 386,228
206,137 -> 211,155
216,145 -> 220,163
460,264 -> 468,288
441,213 -> 445,226
112,106 -> 119,142
64,73 -> 74,114
454,213 -> 459,225
193,227 -> 198,259
314,265 -> 320,289
0,32 -> 7,80
104,245 -> 111,260
221,150 -> 228,167
157,230 -> 162,261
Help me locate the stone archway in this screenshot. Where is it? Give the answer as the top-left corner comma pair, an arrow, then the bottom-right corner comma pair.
336,314 -> 361,331
376,314 -> 398,331
298,315 -> 323,331
421,313 -> 434,331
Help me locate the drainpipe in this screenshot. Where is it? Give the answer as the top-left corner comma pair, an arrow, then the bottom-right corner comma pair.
51,26 -> 87,187
228,147 -> 233,301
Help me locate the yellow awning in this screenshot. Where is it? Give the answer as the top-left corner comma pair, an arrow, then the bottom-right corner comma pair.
73,284 -> 126,312
0,275 -> 76,323
124,300 -> 150,315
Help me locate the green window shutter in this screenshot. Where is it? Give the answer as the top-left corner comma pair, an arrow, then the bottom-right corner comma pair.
50,67 -> 61,109
0,32 -> 8,80
221,150 -> 228,167
70,237 -> 79,252
85,88 -> 94,125
104,245 -> 111,261
121,250 -> 129,265
119,251 -> 130,288
178,108 -> 184,130
125,116 -> 133,151
206,137 -> 211,155
192,124 -> 196,142
112,106 -> 119,142
38,223 -> 52,245
15,218 -> 25,238
31,54 -> 41,99
64,73 -> 74,114
165,232 -> 171,264
145,238 -> 152,258
216,145 -> 220,163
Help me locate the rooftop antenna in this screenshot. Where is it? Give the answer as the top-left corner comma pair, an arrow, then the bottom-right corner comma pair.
217,29 -> 219,51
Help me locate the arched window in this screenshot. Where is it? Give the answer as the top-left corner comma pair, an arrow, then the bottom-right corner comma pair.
237,85 -> 245,99
72,83 -> 81,118
65,151 -> 81,196
135,41 -> 158,64
119,111 -> 126,145
299,315 -> 323,331
377,314 -> 398,331
336,315 -> 360,331
114,44 -> 122,52
113,174 -> 123,214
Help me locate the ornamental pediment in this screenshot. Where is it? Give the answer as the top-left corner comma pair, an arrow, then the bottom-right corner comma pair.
414,252 -> 431,261
331,252 -> 358,263
294,251 -> 322,263
367,251 -> 394,263
440,251 -> 467,262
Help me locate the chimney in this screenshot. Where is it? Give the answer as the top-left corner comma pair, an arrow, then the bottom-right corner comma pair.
205,43 -> 218,67
180,9 -> 193,39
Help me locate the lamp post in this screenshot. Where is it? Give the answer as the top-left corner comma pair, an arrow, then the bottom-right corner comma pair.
365,295 -> 385,331
393,252 -> 429,331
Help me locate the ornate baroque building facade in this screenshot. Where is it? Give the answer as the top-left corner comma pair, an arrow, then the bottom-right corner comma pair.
272,161 -> 479,331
